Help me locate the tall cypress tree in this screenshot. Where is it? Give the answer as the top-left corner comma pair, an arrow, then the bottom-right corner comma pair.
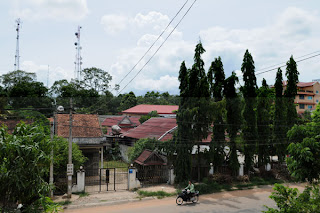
257,78 -> 272,169
208,57 -> 225,171
175,61 -> 193,183
273,68 -> 287,162
224,71 -> 241,176
241,49 -> 258,174
284,56 -> 299,130
189,41 -> 211,182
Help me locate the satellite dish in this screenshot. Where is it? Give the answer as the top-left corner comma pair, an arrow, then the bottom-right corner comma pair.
57,105 -> 64,112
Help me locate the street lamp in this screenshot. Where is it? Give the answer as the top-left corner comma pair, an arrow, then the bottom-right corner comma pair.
50,105 -> 64,197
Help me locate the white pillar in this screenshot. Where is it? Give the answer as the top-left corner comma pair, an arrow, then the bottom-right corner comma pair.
101,147 -> 104,168
209,163 -> 214,175
265,163 -> 271,171
169,166 -> 175,185
239,164 -> 244,176
128,166 -> 141,190
72,168 -> 85,193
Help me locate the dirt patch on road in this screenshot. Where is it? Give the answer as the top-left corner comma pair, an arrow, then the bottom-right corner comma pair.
139,184 -> 177,193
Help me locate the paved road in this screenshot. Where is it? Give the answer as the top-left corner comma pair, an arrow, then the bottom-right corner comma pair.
65,186 -> 289,213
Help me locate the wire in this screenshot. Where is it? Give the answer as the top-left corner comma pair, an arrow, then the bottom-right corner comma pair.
117,0 -> 198,95
113,0 -> 190,91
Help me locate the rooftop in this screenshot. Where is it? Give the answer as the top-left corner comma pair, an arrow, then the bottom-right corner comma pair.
122,104 -> 178,115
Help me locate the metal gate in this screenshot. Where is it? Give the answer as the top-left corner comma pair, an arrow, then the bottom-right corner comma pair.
99,167 -> 128,191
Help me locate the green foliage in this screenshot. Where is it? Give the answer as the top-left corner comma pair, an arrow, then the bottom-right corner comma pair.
105,142 -> 121,161
284,56 -> 299,130
128,138 -> 158,162
0,123 -> 60,211
208,57 -> 226,170
139,110 -> 159,124
52,136 -> 87,178
273,68 -> 288,162
257,79 -> 273,168
118,91 -> 137,112
286,137 -> 320,183
264,184 -> 320,213
241,49 -> 258,174
0,70 -> 36,89
81,67 -> 112,94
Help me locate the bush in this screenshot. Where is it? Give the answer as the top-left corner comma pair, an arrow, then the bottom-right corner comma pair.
212,173 -> 233,184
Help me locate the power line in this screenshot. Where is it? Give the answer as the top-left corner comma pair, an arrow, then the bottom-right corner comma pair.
113,0 -> 190,91
117,0 -> 198,95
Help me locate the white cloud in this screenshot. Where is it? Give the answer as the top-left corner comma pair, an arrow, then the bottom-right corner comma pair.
11,0 -> 89,21
100,14 -> 129,35
21,61 -> 72,87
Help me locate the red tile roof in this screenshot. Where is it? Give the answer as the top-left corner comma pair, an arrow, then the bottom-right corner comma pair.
124,117 -> 177,141
56,114 -> 103,138
134,150 -> 166,166
122,104 -> 178,115
0,119 -> 32,134
282,81 -> 317,88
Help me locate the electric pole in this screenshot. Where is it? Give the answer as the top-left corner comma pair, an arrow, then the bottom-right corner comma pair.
67,98 -> 73,198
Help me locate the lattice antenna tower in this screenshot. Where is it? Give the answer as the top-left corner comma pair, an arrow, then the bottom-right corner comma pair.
14,18 -> 22,71
74,26 -> 82,81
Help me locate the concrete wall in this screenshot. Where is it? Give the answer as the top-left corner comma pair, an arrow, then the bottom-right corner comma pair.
128,167 -> 141,190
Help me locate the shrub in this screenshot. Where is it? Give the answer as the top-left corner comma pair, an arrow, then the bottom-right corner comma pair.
212,173 -> 233,184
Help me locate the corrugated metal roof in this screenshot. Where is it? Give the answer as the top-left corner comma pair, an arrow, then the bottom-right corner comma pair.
122,104 -> 178,115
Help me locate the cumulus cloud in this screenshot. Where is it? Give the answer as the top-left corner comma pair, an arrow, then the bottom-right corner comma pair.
21,61 -> 72,87
11,0 -> 89,21
100,14 -> 129,35
107,7 -> 320,94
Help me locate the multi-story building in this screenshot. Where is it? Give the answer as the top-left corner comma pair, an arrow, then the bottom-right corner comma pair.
282,81 -> 320,114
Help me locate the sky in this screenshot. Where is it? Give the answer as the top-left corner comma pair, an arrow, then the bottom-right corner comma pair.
1,0 -> 320,95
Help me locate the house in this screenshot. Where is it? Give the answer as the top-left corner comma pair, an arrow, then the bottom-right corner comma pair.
133,149 -> 168,184
100,115 -> 141,135
276,81 -> 320,114
121,104 -> 178,117
54,114 -> 104,172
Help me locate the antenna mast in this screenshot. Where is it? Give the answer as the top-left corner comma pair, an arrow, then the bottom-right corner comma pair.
74,26 -> 82,81
14,18 -> 21,71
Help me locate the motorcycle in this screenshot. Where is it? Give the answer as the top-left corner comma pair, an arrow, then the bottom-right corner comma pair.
176,189 -> 199,205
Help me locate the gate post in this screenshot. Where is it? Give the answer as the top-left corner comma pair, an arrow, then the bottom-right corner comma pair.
239,163 -> 244,176
128,165 -> 141,190
209,163 -> 214,175
168,165 -> 175,185
72,166 -> 85,193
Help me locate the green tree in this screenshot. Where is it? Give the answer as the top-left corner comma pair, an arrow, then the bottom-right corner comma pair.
273,68 -> 288,162
118,91 -> 137,112
208,57 -> 226,171
139,110 -> 159,124
188,41 -> 211,182
264,184 -> 320,213
241,49 -> 258,174
175,61 -> 193,183
284,56 -> 299,130
80,67 -> 112,94
224,72 -> 242,176
128,138 -> 158,162
0,123 -> 60,212
0,70 -> 36,90
256,79 -> 273,168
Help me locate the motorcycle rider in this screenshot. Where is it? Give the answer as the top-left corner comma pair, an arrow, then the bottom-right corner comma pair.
185,180 -> 195,200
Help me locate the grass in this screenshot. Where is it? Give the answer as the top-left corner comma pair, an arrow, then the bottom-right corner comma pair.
137,190 -> 177,199
73,191 -> 89,197
56,200 -> 72,206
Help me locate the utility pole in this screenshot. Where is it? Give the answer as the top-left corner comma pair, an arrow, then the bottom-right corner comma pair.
49,111 -> 55,198
14,18 -> 21,71
67,98 -> 73,198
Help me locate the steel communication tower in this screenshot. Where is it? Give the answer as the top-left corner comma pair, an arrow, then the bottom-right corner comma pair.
14,18 -> 21,71
74,26 -> 82,80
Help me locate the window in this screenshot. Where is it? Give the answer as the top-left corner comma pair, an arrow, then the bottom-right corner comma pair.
299,95 -> 305,99
308,105 -> 312,109
308,96 -> 313,100
299,104 -> 305,109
